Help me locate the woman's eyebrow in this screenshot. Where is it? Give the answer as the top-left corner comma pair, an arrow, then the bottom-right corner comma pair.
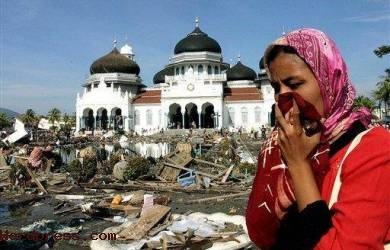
281,76 -> 300,84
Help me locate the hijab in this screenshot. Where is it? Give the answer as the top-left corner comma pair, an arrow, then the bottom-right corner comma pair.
264,28 -> 371,142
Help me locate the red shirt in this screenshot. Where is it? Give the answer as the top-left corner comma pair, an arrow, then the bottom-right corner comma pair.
316,127 -> 390,249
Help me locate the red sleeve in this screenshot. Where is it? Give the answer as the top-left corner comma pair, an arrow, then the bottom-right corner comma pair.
316,128 -> 390,250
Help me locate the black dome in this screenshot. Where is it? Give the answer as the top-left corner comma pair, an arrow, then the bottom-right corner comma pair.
226,61 -> 257,81
90,48 -> 140,75
259,57 -> 265,70
153,67 -> 174,84
174,27 -> 221,54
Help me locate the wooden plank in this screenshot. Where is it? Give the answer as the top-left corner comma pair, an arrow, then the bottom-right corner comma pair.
182,191 -> 251,204
193,158 -> 227,169
163,162 -> 218,179
119,204 -> 171,240
159,166 -> 181,181
24,164 -> 48,194
221,165 -> 234,183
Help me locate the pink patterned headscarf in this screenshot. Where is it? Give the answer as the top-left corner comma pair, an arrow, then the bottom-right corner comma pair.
264,28 -> 371,142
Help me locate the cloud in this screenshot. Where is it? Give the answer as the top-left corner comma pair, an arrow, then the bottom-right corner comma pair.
342,13 -> 390,22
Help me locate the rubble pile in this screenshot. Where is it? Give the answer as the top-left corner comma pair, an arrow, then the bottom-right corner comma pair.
0,127 -> 269,249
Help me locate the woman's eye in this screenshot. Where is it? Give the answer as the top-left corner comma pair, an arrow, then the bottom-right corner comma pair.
288,82 -> 302,90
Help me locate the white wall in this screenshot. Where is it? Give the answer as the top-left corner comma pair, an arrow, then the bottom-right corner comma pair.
133,104 -> 162,134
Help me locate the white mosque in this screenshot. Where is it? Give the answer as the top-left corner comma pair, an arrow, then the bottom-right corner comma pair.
75,19 -> 275,134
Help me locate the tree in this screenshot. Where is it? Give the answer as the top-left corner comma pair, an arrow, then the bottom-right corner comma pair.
373,45 -> 390,117
354,95 -> 375,110
0,113 -> 12,129
20,109 -> 38,128
48,108 -> 61,130
374,45 -> 390,58
63,113 -> 70,125
373,76 -> 390,115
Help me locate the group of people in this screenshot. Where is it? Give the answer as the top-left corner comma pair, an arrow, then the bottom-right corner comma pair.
246,28 -> 390,249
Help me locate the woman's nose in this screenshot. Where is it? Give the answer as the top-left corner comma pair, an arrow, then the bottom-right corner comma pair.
279,83 -> 291,95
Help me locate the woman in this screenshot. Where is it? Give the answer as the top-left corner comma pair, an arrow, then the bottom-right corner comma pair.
246,28 -> 390,250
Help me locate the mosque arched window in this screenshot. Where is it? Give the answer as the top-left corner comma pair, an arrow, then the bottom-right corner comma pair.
146,110 -> 153,125
175,68 -> 179,75
181,66 -> 185,75
207,65 -> 212,75
214,66 -> 219,74
228,107 -> 235,125
135,110 -> 140,125
255,107 -> 261,123
198,65 -> 203,74
241,107 -> 248,124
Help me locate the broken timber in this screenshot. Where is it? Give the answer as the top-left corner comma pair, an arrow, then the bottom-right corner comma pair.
119,204 -> 171,240
182,191 -> 251,204
163,162 -> 218,180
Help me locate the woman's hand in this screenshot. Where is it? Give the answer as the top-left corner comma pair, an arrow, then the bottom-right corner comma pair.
275,100 -> 321,167
276,100 -> 322,211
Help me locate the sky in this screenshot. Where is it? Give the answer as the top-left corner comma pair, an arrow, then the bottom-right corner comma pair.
0,0 -> 389,115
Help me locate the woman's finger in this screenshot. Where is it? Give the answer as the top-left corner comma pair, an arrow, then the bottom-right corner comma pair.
290,100 -> 303,135
275,104 -> 289,132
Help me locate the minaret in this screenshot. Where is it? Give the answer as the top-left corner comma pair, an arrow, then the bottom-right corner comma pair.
120,36 -> 135,60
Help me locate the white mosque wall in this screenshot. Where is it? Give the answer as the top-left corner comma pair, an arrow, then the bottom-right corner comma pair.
133,104 -> 162,134
223,101 -> 272,132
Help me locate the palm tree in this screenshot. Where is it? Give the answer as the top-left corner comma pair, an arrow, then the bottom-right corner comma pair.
373,45 -> 390,118
20,109 -> 38,128
0,113 -> 11,129
374,45 -> 390,58
354,95 -> 375,110
48,108 -> 61,130
373,77 -> 390,116
63,113 -> 70,125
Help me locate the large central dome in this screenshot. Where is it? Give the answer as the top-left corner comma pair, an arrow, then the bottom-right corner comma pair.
174,22 -> 221,55
90,47 -> 140,75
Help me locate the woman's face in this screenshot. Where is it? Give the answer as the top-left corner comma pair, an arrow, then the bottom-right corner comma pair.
268,52 -> 324,117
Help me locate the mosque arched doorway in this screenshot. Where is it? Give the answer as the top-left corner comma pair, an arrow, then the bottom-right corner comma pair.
201,103 -> 215,128
111,108 -> 122,130
97,108 -> 108,130
168,103 -> 183,129
184,103 -> 199,129
82,108 -> 94,130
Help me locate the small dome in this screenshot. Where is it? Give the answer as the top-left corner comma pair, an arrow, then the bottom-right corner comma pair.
153,67 -> 174,84
259,57 -> 265,70
226,61 -> 257,81
90,47 -> 140,75
174,26 -> 221,54
120,44 -> 133,55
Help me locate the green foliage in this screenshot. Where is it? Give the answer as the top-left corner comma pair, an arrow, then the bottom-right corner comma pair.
353,95 -> 375,110
48,108 -> 61,127
104,153 -> 122,175
0,113 -> 11,129
123,156 -> 150,181
374,45 -> 390,58
66,157 -> 97,183
238,162 -> 256,175
20,109 -> 38,127
373,44 -> 390,116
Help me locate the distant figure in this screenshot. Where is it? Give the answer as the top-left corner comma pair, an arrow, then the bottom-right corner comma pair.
261,125 -> 267,140
98,143 -> 107,166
